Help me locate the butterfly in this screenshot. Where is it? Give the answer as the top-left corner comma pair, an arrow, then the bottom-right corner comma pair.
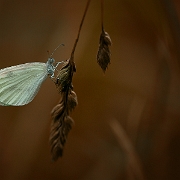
0,45 -> 64,106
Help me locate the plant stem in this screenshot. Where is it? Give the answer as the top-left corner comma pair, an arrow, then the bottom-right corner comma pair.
101,0 -> 104,31
70,0 -> 91,61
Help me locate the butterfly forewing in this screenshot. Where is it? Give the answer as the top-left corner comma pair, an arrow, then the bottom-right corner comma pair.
0,62 -> 48,106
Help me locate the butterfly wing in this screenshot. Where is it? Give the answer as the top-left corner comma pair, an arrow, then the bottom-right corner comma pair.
0,62 -> 48,106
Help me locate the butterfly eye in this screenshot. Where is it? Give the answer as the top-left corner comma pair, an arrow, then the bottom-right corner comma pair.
48,58 -> 55,64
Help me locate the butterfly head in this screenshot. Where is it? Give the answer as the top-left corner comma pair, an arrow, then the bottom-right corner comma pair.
47,44 -> 65,77
48,57 -> 55,64
47,58 -> 55,76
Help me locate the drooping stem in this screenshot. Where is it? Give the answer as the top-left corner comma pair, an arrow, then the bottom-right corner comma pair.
70,0 -> 91,61
101,0 -> 104,32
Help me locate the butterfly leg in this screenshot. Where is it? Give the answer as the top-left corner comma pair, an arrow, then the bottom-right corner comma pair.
54,61 -> 64,69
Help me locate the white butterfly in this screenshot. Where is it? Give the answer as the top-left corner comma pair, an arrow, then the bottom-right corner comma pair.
0,45 -> 64,106
0,58 -> 63,106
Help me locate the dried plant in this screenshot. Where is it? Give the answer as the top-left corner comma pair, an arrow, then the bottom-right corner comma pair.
97,0 -> 112,72
49,0 -> 111,160
50,59 -> 77,161
49,0 -> 91,161
97,30 -> 112,72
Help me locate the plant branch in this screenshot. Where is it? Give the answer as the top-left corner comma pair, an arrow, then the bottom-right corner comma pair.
70,0 -> 92,60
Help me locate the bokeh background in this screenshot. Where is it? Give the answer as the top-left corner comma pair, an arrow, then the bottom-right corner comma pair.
0,0 -> 180,179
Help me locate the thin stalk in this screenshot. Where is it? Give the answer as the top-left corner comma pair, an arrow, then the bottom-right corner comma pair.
70,0 -> 91,61
101,0 -> 104,32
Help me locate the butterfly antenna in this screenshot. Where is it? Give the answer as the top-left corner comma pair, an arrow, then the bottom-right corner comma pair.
50,43 -> 65,57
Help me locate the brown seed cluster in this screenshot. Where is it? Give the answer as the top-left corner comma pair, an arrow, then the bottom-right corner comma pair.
50,59 -> 77,161
97,30 -> 112,73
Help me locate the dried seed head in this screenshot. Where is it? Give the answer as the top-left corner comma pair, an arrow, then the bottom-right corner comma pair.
97,30 -> 112,73
50,90 -> 76,161
50,57 -> 77,160
50,112 -> 74,161
49,0 -> 88,161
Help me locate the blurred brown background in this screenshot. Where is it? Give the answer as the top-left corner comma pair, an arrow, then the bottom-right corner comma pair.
0,0 -> 180,179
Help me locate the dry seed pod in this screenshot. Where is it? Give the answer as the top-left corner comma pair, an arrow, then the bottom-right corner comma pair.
49,0 -> 89,161
97,30 -> 112,72
50,90 -> 76,161
50,58 -> 77,161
